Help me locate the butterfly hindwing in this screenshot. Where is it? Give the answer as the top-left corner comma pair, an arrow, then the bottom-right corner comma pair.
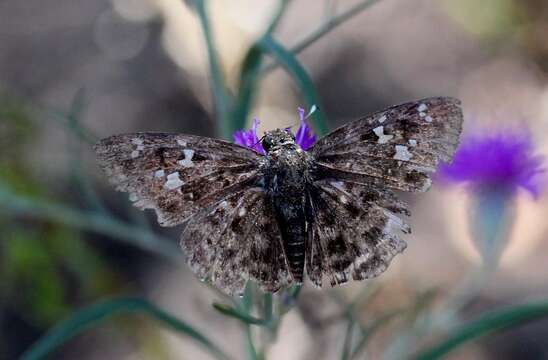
94,133 -> 263,226
311,97 -> 463,192
181,187 -> 292,295
306,180 -> 409,287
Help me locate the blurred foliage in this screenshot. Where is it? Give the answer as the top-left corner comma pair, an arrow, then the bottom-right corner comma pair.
0,92 -> 121,358
2,0 -> 548,359
443,0 -> 525,40
444,0 -> 548,73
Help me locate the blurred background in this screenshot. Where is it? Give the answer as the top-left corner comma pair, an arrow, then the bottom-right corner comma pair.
2,0 -> 548,359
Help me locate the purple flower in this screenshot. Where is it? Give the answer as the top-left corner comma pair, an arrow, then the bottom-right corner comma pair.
438,129 -> 545,198
233,118 -> 265,154
295,107 -> 317,150
233,107 -> 317,152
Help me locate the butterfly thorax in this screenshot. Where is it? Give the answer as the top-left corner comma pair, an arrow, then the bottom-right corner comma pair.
261,130 -> 314,282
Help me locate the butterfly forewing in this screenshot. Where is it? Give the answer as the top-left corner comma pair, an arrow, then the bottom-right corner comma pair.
181,187 -> 292,295
311,97 -> 463,192
94,133 -> 263,226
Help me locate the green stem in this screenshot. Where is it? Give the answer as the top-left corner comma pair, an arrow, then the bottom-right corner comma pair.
263,293 -> 273,325
194,0 -> 232,139
415,300 -> 548,360
213,303 -> 268,326
0,186 -> 180,261
262,0 -> 381,74
229,0 -> 290,134
341,320 -> 355,360
258,36 -> 329,136
20,297 -> 232,360
241,283 -> 259,360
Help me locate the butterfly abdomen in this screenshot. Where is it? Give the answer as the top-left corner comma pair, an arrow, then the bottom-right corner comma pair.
271,197 -> 306,282
264,146 -> 312,283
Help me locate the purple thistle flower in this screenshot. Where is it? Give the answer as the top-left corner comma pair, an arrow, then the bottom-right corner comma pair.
295,107 -> 317,150
233,107 -> 317,152
438,129 -> 545,198
233,118 -> 265,154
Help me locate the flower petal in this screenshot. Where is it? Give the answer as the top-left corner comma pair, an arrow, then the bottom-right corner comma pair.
438,128 -> 545,197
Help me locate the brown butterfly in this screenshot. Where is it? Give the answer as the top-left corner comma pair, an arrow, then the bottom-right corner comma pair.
94,97 -> 463,295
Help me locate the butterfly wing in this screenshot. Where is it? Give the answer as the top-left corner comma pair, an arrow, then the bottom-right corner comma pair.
182,187 -> 292,295
306,180 -> 409,287
305,97 -> 463,286
94,133 -> 263,226
310,97 -> 463,191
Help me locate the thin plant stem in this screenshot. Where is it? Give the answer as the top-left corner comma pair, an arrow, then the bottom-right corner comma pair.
0,185 -> 180,262
241,284 -> 259,360
262,0 -> 381,74
341,320 -> 355,360
194,0 -> 233,139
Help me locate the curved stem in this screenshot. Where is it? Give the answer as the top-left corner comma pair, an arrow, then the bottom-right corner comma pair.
20,298 -> 232,360
262,0 -> 381,74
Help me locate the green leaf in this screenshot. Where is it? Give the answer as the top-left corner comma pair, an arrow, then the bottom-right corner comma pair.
212,303 -> 268,326
258,36 -> 330,136
414,300 -> 548,360
20,297 -> 231,360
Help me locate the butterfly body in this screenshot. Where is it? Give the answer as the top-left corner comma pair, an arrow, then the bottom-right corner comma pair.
94,97 -> 464,295
261,129 -> 315,282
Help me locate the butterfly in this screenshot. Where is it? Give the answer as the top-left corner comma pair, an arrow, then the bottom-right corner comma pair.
94,97 -> 463,295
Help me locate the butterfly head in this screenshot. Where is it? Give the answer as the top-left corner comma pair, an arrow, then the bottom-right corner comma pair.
261,129 -> 296,153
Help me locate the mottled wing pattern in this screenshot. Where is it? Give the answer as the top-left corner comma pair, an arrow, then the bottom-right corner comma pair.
306,97 -> 463,287
94,133 -> 263,226
311,97 -> 463,192
181,187 -> 292,295
306,180 -> 409,287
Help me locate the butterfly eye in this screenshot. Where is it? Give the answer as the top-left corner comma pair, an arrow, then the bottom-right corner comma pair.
262,137 -> 273,152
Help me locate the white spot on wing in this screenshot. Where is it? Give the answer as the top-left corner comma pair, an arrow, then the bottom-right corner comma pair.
238,207 -> 247,217
178,149 -> 195,168
425,115 -> 433,123
373,126 -> 394,144
131,150 -> 139,158
177,139 -> 187,146
421,178 -> 433,191
131,138 -> 143,145
393,145 -> 413,161
154,169 -> 165,178
408,139 -> 417,146
419,112 -> 427,118
378,115 -> 387,123
330,181 -> 346,192
417,103 -> 428,112
383,210 -> 410,234
129,193 -> 138,202
165,172 -> 184,190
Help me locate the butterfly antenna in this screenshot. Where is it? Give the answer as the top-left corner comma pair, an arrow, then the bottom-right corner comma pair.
252,134 -> 266,149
